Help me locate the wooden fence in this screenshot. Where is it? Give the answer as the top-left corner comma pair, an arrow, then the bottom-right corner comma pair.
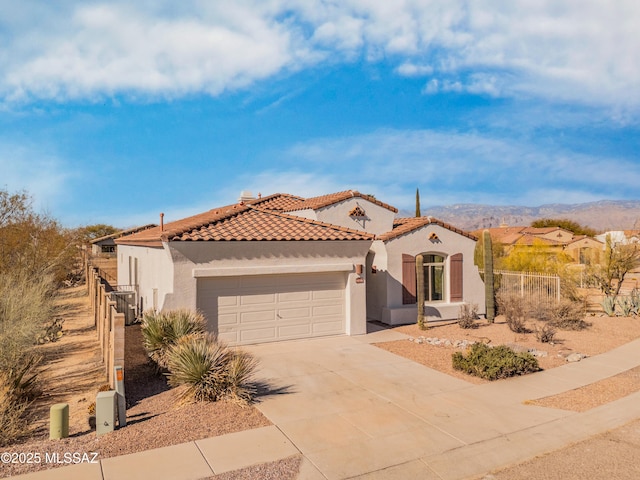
87,266 -> 124,388
494,269 -> 561,304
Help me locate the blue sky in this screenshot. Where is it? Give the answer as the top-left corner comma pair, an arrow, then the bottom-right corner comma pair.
1,1 -> 639,228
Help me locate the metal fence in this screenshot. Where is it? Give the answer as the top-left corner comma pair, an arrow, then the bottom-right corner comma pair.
494,269 -> 561,304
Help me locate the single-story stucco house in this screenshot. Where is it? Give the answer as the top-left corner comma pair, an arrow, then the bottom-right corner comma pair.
116,190 -> 485,345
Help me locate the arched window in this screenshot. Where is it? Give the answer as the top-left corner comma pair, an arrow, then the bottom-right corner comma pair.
402,252 -> 464,305
422,254 -> 445,302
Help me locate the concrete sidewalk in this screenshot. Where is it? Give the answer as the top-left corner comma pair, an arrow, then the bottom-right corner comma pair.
12,330 -> 640,480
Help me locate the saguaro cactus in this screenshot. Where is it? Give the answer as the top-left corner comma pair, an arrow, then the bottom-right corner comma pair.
483,230 -> 495,323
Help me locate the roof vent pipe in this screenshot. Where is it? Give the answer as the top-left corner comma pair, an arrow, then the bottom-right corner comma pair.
160,213 -> 164,231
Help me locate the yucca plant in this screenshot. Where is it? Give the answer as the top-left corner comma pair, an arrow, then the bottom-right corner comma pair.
224,350 -> 258,404
141,309 -> 206,369
166,334 -> 257,405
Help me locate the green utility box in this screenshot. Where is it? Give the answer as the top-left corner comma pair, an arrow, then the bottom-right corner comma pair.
49,403 -> 69,439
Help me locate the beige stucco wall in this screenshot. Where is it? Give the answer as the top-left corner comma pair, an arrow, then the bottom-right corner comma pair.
368,224 -> 485,326
290,198 -> 395,235
116,244 -> 174,313
365,241 -> 389,321
164,240 -> 372,336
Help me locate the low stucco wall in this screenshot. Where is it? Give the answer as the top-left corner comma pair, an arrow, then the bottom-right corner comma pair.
382,302 -> 468,326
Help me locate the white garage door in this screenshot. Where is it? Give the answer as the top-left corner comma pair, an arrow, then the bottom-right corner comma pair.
197,272 -> 346,345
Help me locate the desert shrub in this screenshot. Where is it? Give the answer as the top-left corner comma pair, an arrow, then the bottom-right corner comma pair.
534,323 -> 557,343
0,356 -> 42,447
497,292 -> 529,333
141,309 -> 206,369
549,299 -> 590,330
617,296 -> 636,317
630,288 -> 640,316
457,303 -> 479,329
0,373 -> 31,447
601,296 -> 616,317
166,333 -> 257,405
0,271 -> 56,372
528,301 -> 553,322
452,343 -> 540,381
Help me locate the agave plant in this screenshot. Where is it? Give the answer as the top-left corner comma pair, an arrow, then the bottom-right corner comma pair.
601,296 -> 617,317
140,309 -> 206,369
166,333 -> 257,405
617,296 -> 634,317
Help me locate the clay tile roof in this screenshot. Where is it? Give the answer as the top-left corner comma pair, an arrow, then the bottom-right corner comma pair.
514,234 -> 563,246
171,207 -> 373,241
283,190 -> 398,213
116,203 -> 250,246
247,193 -> 306,211
378,217 -> 477,242
117,203 -> 373,245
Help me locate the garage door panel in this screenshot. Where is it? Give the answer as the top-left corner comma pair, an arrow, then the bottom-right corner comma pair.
278,291 -> 311,302
312,304 -> 343,316
241,293 -> 276,305
277,307 -> 311,319
278,324 -> 312,337
313,289 -> 343,300
240,310 -> 275,323
219,331 -> 239,344
219,296 -> 239,307
197,273 -> 346,345
219,313 -> 239,326
240,327 -> 277,342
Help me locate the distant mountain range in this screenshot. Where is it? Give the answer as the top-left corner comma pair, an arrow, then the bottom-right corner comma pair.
402,200 -> 640,232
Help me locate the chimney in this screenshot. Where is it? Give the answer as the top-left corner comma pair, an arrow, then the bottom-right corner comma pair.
238,190 -> 256,203
160,213 -> 164,231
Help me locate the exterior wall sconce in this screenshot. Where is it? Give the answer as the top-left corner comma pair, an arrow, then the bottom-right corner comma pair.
371,265 -> 377,274
355,264 -> 364,283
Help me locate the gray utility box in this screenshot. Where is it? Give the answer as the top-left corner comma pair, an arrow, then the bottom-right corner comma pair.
96,390 -> 117,437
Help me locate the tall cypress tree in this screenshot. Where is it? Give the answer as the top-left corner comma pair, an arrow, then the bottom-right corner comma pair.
415,188 -> 421,217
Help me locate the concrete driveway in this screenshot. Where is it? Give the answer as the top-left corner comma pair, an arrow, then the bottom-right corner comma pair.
245,328 -> 640,480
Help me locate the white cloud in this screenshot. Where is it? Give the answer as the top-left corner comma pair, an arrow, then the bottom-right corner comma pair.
1,0 -> 639,108
396,62 -> 433,77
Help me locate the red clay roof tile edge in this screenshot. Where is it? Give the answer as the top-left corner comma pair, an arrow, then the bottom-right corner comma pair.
378,217 -> 478,242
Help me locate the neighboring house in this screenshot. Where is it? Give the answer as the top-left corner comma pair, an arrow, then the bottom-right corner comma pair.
478,226 -> 604,266
90,224 -> 157,256
116,191 -> 485,345
565,236 -> 604,265
595,230 -> 640,246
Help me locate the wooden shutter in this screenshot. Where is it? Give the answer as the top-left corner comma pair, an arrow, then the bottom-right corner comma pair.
450,253 -> 463,302
402,254 -> 417,304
